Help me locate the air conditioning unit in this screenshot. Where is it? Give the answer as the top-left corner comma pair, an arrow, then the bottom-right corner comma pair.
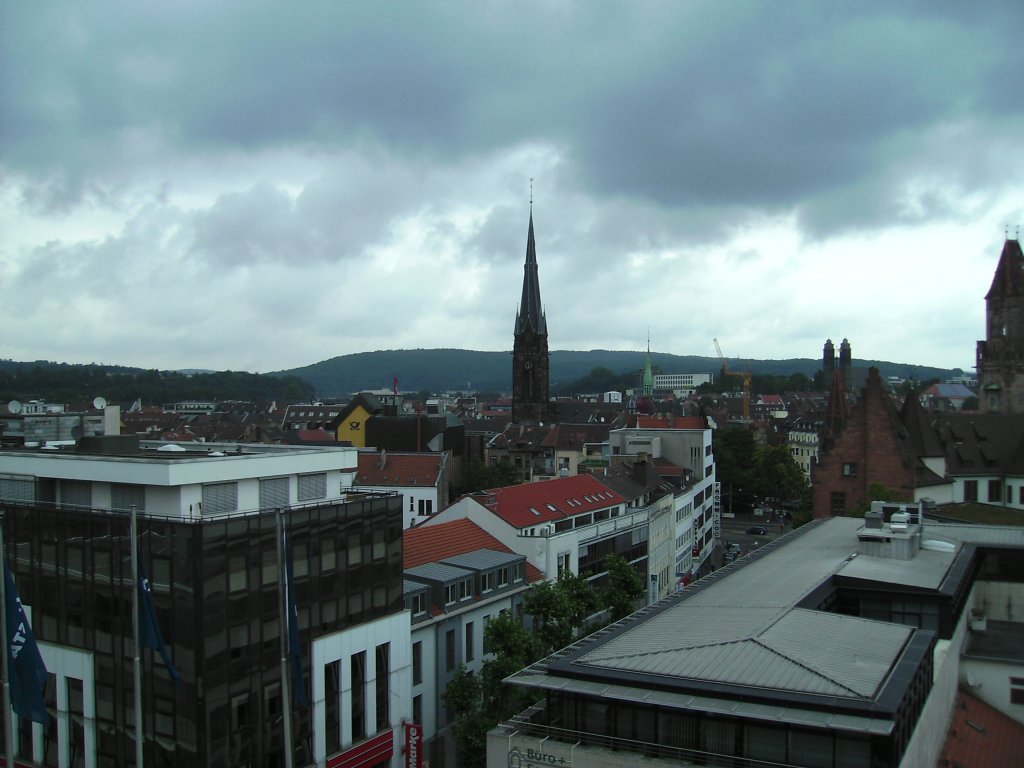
541,524 -> 554,536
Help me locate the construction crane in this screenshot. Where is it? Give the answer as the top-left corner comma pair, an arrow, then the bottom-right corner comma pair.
713,338 -> 751,428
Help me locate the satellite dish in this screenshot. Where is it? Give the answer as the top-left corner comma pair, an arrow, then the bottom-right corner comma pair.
93,396 -> 107,410
7,400 -> 22,414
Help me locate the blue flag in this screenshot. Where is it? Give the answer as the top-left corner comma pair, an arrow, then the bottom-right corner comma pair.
138,562 -> 180,682
284,534 -> 307,708
3,560 -> 49,724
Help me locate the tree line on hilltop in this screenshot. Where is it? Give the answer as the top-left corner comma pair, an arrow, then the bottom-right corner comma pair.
0,361 -> 314,406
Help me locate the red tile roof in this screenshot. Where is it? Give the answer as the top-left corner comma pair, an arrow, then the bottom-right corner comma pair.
355,452 -> 444,487
403,519 -> 544,582
939,688 -> 1024,768
472,474 -> 625,529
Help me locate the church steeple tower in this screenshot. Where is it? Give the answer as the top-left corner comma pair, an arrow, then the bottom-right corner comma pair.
643,337 -> 654,397
978,238 -> 1024,413
512,207 -> 550,424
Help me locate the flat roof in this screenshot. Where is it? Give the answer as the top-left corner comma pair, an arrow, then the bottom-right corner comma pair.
507,517 -> 958,729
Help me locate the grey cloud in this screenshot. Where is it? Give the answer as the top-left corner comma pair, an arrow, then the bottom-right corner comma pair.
5,1 -> 1022,238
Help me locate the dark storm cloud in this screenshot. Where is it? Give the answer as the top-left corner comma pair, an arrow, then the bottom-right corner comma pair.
5,1 -> 1021,235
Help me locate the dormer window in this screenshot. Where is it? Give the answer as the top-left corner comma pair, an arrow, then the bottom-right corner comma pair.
482,572 -> 494,592
409,593 -> 426,616
445,584 -> 457,605
459,577 -> 473,601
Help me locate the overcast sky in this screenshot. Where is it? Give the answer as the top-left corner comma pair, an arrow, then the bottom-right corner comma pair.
3,2 -> 1022,375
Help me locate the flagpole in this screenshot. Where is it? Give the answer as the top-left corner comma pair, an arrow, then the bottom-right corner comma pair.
0,512 -> 14,768
275,508 -> 295,768
131,505 -> 144,768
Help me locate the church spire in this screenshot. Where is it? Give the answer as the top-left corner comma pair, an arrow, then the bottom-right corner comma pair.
643,336 -> 654,396
515,211 -> 547,336
512,204 -> 551,425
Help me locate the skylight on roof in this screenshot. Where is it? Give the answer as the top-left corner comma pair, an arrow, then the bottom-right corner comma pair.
529,507 -> 541,516
546,504 -> 557,511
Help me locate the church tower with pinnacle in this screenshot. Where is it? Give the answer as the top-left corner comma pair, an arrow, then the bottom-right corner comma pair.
512,207 -> 550,425
977,237 -> 1024,413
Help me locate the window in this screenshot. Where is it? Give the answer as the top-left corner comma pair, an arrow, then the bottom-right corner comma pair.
418,499 -> 433,516
445,583 -> 457,606
445,630 -> 456,672
321,538 -> 336,571
557,553 -> 571,577
413,694 -> 422,726
111,484 -> 145,512
259,477 -> 289,510
229,555 -> 248,592
514,562 -> 524,583
60,480 -> 91,508
498,567 -> 509,587
375,643 -> 390,730
830,492 -> 846,515
298,473 -> 326,501
1011,677 -> 1024,705
230,693 -> 250,731
202,482 -> 238,515
465,622 -> 474,662
481,572 -> 494,592
842,462 -> 858,477
351,652 -> 366,740
412,642 -> 423,685
988,479 -> 1002,503
964,480 -> 978,502
409,593 -> 426,616
347,532 -> 362,566
372,528 -> 386,560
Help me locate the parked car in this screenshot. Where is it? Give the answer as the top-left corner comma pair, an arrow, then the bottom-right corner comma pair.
745,526 -> 768,536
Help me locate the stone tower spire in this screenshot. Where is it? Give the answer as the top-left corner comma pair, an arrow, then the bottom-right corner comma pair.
512,209 -> 550,424
977,238 -> 1024,413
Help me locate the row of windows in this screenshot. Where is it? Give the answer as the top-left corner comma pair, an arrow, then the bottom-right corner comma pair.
963,479 -> 1024,505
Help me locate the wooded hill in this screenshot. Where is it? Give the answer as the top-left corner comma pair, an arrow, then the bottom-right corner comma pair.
2,351 -> 960,403
272,348 -> 960,398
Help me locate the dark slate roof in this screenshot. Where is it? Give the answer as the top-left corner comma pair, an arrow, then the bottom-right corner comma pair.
442,549 -> 521,571
900,393 -> 945,458
932,413 -> 1024,477
541,423 -> 612,451
985,238 -> 1024,300
514,211 -> 547,336
405,561 -> 473,584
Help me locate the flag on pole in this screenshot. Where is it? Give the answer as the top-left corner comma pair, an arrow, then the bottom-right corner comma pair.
138,562 -> 180,682
283,533 -> 307,708
3,560 -> 49,724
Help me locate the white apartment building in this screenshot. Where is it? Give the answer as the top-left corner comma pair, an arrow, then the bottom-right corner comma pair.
653,372 -> 714,396
607,423 -> 718,580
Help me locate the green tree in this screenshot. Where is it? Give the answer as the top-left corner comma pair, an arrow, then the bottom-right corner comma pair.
444,612 -> 541,766
442,668 -> 487,768
602,554 -> 645,621
751,443 -> 808,503
523,570 -> 600,655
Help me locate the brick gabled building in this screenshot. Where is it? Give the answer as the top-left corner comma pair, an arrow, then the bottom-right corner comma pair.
812,367 -> 921,517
